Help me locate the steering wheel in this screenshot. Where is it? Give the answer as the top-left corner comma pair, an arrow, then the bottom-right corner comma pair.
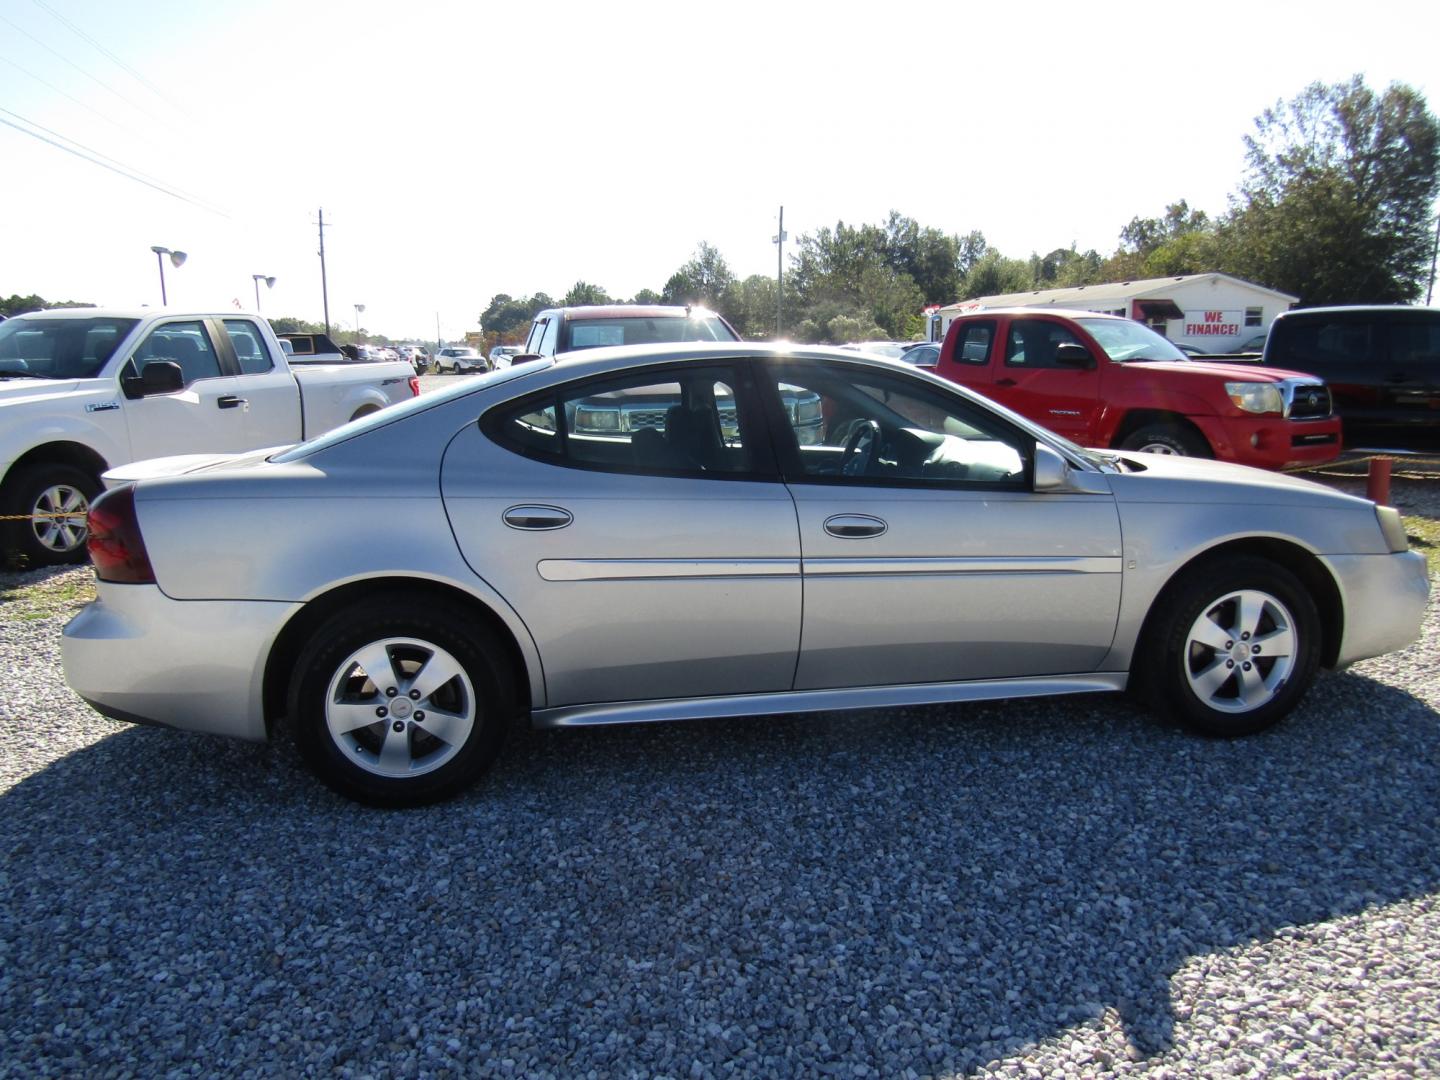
841,420 -> 881,477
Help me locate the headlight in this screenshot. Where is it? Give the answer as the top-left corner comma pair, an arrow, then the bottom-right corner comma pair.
1225,381 -> 1284,415
1376,505 -> 1410,553
574,406 -> 620,431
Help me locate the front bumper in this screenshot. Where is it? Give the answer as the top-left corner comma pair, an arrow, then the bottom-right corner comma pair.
1324,549 -> 1430,668
1197,414 -> 1343,470
62,583 -> 298,742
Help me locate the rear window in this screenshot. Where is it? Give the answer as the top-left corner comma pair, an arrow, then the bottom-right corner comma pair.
563,315 -> 738,351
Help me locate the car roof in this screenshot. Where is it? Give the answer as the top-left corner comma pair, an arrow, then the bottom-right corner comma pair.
952,308 -> 1128,321
1275,305 -> 1440,317
7,307 -> 247,321
537,305 -> 721,321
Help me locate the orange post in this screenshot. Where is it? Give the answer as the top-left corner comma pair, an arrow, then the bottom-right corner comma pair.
1366,457 -> 1392,504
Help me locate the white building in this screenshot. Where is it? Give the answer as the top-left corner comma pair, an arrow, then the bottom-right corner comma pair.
931,273 -> 1299,351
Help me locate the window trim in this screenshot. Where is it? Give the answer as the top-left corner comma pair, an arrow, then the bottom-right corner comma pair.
480,360 -> 783,483
755,356 -> 1034,493
123,317 -> 227,388
221,317 -> 276,376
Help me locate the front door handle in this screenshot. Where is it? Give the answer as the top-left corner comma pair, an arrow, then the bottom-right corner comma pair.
503,504 -> 574,531
823,514 -> 888,539
995,378 -> 1017,387
217,395 -> 248,410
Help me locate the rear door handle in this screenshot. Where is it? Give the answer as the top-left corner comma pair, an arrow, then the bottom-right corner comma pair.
217,395 -> 248,410
823,514 -> 888,539
503,505 -> 574,531
995,378 -> 1017,387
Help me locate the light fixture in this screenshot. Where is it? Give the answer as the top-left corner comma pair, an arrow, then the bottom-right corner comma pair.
252,274 -> 276,311
149,246 -> 188,305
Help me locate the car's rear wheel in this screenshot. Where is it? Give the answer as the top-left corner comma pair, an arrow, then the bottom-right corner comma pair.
1147,556 -> 1320,736
2,463 -> 99,567
289,599 -> 513,806
1119,423 -> 1211,457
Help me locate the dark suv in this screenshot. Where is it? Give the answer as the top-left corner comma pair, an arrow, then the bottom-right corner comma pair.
517,305 -> 740,359
1260,306 -> 1440,448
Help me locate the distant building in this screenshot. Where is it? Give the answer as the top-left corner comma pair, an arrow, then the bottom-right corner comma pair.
932,273 -> 1298,351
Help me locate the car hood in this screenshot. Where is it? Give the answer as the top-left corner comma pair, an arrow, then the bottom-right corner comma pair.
0,376 -> 88,405
1123,360 -> 1320,383
1106,450 -> 1372,509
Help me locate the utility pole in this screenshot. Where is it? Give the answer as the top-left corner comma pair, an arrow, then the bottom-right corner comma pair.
435,312 -> 442,353
316,208 -> 332,335
1428,208 -> 1439,306
772,205 -> 786,338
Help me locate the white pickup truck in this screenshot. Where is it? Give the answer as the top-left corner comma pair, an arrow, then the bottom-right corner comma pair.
0,308 -> 419,566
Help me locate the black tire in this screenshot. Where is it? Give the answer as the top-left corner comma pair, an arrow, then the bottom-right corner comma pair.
2,463 -> 99,568
288,598 -> 514,806
350,405 -> 380,422
1146,556 -> 1321,737
1119,423 -> 1212,457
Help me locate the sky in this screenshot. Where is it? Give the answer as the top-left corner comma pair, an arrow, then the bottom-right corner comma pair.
2,0 -> 1437,343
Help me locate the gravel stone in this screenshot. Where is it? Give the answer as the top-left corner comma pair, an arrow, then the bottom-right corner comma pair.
2,490 -> 1439,1077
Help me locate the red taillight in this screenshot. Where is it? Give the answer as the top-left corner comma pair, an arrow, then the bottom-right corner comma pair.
87,484 -> 155,584
408,376 -> 421,397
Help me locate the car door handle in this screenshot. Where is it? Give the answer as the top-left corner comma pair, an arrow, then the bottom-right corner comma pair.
995,378 -> 1017,387
217,395 -> 248,410
823,514 -> 888,539
503,505 -> 574,531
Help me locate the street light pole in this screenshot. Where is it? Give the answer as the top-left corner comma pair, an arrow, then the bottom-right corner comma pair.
354,303 -> 365,336
772,206 -> 786,338
149,245 -> 187,305
252,274 -> 276,311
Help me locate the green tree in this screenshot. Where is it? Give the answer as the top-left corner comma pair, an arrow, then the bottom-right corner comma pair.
1223,76 -> 1439,304
959,251 -> 1034,299
630,288 -> 663,305
1,294 -> 94,316
661,242 -> 735,309
479,293 -> 554,337
563,280 -> 612,306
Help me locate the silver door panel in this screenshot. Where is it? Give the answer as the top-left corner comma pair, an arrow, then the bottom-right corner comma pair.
441,431 -> 802,706
789,486 -> 1123,689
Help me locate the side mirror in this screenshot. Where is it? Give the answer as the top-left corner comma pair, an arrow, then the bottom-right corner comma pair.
1033,443 -> 1070,491
512,353 -> 543,363
1054,342 -> 1095,369
122,360 -> 185,398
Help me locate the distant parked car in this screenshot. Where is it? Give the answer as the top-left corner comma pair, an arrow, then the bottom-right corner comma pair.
899,342 -> 940,368
396,346 -> 429,374
61,341 -> 1428,806
436,347 -> 487,374
839,341 -> 909,359
489,345 -> 524,369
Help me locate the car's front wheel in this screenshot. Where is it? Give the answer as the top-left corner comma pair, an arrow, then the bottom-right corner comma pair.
2,463 -> 99,567
289,599 -> 514,806
1119,423 -> 1211,457
1147,556 -> 1320,736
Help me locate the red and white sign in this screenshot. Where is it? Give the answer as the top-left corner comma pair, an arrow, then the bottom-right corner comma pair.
1183,309 -> 1242,337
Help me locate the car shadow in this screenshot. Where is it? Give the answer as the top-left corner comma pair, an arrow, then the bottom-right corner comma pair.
1,669 -> 1436,1075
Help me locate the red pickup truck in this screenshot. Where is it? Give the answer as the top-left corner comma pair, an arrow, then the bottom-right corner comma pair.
929,309 -> 1341,470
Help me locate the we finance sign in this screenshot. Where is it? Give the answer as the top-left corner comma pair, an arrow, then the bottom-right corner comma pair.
1183,309 -> 1242,337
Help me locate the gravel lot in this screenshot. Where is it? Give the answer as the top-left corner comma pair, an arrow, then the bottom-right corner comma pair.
1,479 -> 1438,1078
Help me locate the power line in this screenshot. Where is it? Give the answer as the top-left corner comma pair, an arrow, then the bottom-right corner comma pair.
0,108 -> 230,217
30,0 -> 187,116
0,11 -> 179,131
0,52 -> 148,141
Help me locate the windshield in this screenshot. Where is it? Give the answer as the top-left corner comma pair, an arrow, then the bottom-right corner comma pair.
270,360 -> 550,462
1076,318 -> 1187,363
0,316 -> 138,379
563,315 -> 738,351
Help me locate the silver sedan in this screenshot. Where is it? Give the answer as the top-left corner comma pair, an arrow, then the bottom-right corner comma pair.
63,344 -> 1428,806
